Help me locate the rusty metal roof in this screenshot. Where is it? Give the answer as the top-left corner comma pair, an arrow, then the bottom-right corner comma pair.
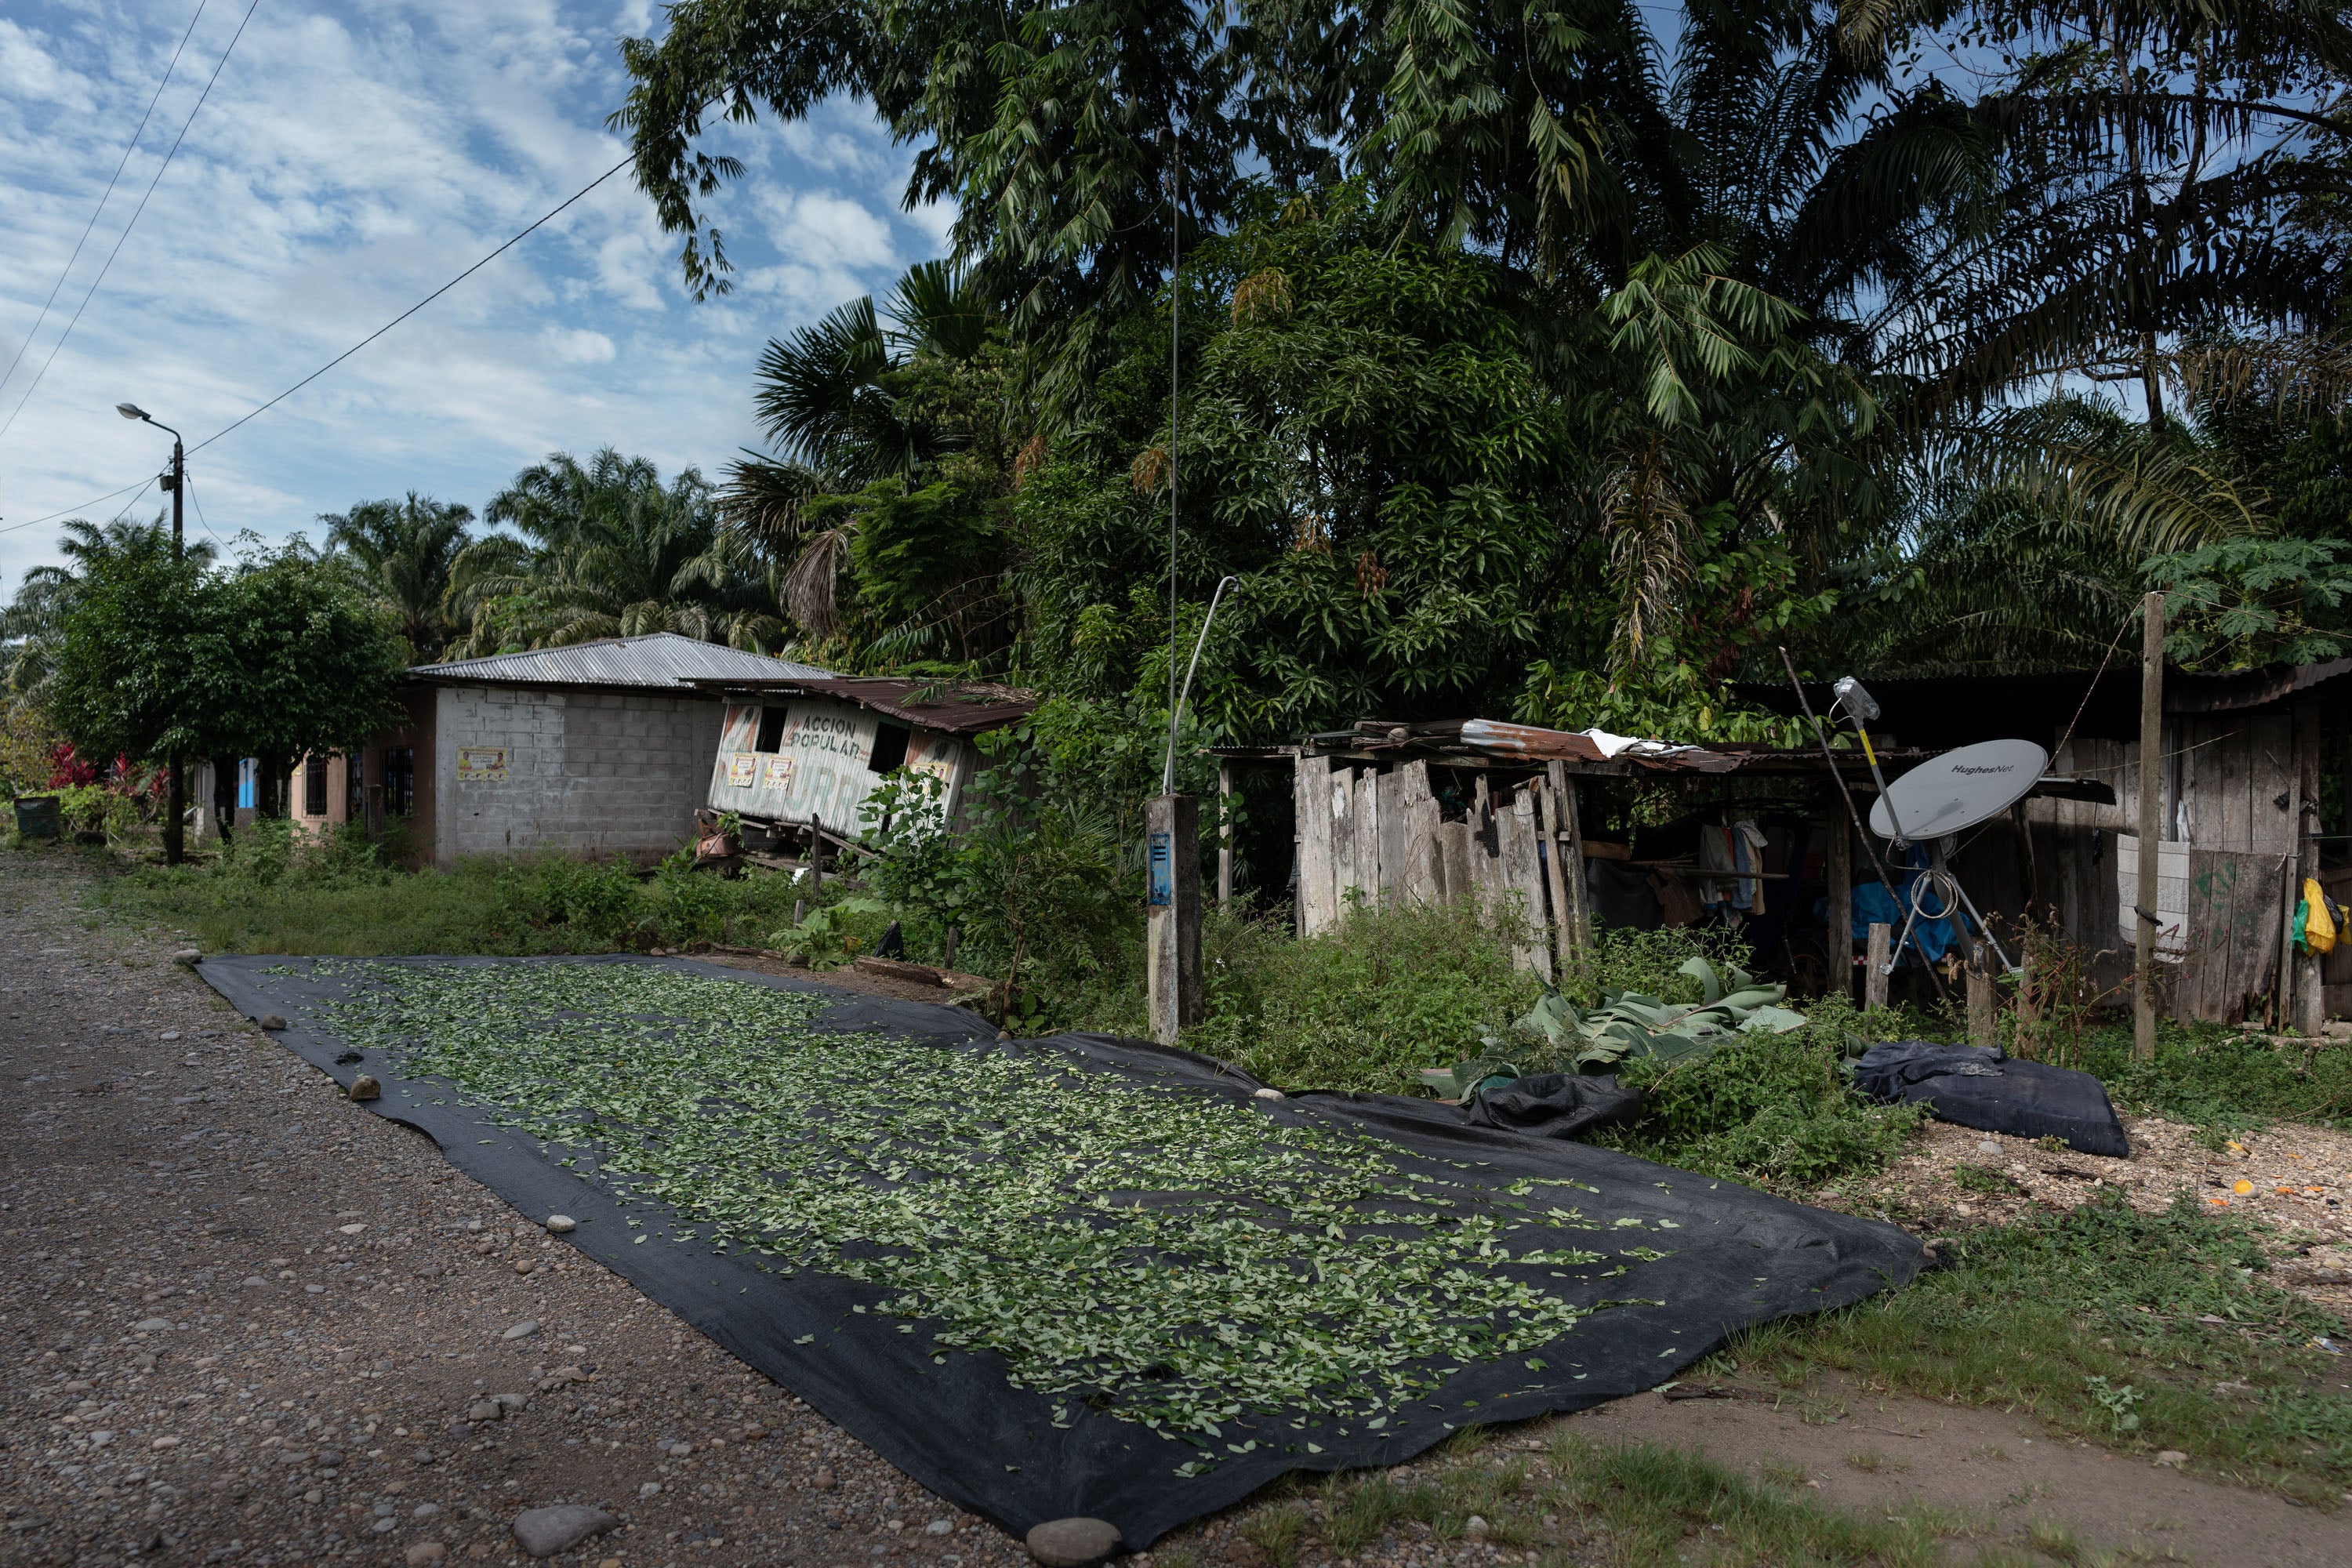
412,633 -> 832,691
687,674 -> 1037,736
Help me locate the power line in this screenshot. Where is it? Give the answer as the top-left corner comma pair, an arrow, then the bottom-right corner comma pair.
0,0 -> 212,404
0,0 -> 263,443
1,477 -> 162,536
189,147 -> 637,456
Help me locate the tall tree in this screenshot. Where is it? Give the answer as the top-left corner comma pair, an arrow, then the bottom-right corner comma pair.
446,448 -> 782,656
319,493 -> 474,660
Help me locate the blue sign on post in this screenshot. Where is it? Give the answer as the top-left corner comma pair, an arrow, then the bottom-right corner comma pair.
1147,830 -> 1173,906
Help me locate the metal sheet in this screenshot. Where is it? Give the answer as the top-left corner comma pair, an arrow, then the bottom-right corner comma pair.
707,698 -> 967,840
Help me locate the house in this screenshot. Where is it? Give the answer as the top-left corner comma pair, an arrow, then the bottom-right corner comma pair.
684,675 -> 1036,860
286,633 -> 830,866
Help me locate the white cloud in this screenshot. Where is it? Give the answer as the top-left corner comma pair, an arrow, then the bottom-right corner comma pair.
543,326 -> 616,365
0,0 -> 953,594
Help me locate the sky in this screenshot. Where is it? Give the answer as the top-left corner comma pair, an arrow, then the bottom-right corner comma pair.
0,0 -> 950,593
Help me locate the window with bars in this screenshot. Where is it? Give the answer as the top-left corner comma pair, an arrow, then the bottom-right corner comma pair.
383,748 -> 416,818
304,756 -> 328,818
347,753 -> 367,822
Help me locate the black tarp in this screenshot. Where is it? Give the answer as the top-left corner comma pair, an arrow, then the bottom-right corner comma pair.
197,953 -> 1928,1551
1852,1040 -> 2131,1157
1465,1073 -> 1645,1139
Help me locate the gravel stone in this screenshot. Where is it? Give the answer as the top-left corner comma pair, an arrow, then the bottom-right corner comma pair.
501,1318 -> 540,1340
1025,1516 -> 1122,1566
545,1214 -> 577,1233
512,1504 -> 619,1559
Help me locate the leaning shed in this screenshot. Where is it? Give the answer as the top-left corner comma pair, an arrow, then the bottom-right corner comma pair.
687,674 -> 1037,861
292,633 -> 830,867
1228,718 -> 2117,1006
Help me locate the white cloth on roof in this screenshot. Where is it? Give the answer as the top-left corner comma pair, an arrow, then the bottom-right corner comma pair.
1577,728 -> 1700,760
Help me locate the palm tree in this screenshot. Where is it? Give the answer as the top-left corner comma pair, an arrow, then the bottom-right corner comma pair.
319,493 -> 474,660
444,448 -> 782,657
719,262 -> 1007,646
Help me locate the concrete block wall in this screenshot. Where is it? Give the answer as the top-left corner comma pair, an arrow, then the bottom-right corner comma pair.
432,685 -> 725,866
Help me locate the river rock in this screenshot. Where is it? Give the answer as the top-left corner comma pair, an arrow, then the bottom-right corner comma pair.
259,1014 -> 288,1031
545,1214 -> 576,1234
511,1504 -> 619,1559
348,1075 -> 381,1102
501,1319 -> 539,1341
1024,1517 -> 1121,1566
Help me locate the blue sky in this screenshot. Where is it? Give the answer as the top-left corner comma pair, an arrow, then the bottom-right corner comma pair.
0,0 -> 950,592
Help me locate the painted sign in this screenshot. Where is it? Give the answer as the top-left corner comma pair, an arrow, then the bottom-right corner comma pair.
456,746 -> 510,782
1148,830 -> 1173,906
707,698 -> 971,839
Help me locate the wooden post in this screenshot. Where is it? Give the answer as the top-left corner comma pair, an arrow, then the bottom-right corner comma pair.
1826,814 -> 1853,1000
1217,759 -> 1235,911
1865,922 -> 1891,1012
1146,793 -> 1204,1044
1967,939 -> 1997,1045
1545,761 -> 1590,958
2135,590 -> 2165,1059
2294,695 -> 2325,1036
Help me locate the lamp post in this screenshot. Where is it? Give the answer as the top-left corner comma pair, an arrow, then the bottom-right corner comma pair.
116,401 -> 188,866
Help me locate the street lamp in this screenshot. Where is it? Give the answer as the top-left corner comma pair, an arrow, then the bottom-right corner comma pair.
119,399 -> 189,865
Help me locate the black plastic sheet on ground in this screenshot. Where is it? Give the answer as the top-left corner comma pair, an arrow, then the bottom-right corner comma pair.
197,953 -> 1926,1549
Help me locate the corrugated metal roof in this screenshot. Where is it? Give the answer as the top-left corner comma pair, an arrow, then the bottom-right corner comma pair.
413,633 -> 832,691
687,673 -> 1037,735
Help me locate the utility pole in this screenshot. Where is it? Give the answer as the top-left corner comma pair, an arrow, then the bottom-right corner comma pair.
2134,590 -> 2165,1058
118,402 -> 187,866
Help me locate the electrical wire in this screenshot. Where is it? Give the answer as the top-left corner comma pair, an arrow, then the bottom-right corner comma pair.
1,478 -> 161,535
0,0 -> 263,442
0,1 -> 212,404
188,146 -> 636,456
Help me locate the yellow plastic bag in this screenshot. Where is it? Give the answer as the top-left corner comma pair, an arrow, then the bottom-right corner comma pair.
2304,877 -> 2337,956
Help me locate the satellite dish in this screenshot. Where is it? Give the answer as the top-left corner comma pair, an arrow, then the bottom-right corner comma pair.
1869,739 -> 2050,841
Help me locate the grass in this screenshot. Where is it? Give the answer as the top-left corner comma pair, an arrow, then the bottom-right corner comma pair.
1719,1188 -> 2352,1501
74,820 -> 849,958
1189,1428 -> 1965,1567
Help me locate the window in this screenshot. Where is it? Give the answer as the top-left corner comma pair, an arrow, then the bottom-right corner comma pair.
383,748 -> 416,818
347,753 -> 367,822
304,756 -> 328,818
867,723 -> 910,775
754,705 -> 789,753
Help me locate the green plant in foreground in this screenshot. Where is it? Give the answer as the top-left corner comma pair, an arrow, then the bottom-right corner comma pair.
1727,1189 -> 2352,1497
294,957 -> 1683,1471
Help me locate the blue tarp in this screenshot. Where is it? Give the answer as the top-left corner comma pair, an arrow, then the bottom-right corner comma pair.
1841,847 -> 1974,964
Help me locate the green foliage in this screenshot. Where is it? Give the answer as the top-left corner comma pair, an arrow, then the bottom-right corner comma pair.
1172,901 -> 1548,1093
319,492 -> 474,659
39,521 -> 219,764
2072,1021 -> 2352,1136
445,448 -> 780,657
1500,956 -> 1809,1073
854,732 -> 1138,1011
1734,1191 -> 2352,1497
93,847 -> 801,956
208,543 -> 412,776
1596,995 -> 1928,1192
2145,537 -> 2352,670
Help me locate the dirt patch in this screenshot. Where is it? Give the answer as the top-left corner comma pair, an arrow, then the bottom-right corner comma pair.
1824,1112 -> 2352,1321
1565,1369 -> 2352,1565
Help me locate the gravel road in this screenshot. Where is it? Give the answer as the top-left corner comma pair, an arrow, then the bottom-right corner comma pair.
0,852 -> 1034,1568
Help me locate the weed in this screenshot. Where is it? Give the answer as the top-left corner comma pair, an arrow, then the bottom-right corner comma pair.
2025,1515 -> 2082,1563
1237,1501 -> 1308,1567
1844,1449 -> 1883,1472
1758,1457 -> 1809,1487
1728,1190 -> 2352,1496
1953,1162 -> 2024,1195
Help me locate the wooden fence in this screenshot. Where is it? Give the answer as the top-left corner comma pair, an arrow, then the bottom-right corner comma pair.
1291,753 -> 1588,976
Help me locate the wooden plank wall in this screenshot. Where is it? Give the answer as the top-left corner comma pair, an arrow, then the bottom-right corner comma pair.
2020,718 -> 2297,1022
1294,754 -> 1566,975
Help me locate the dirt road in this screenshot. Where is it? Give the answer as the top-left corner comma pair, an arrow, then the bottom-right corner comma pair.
0,852 -> 1015,1568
